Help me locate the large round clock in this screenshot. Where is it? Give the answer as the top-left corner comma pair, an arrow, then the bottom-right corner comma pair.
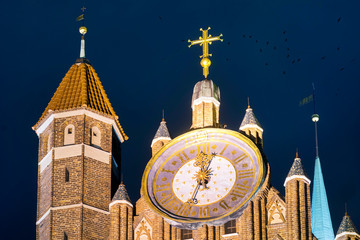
142,128 -> 266,228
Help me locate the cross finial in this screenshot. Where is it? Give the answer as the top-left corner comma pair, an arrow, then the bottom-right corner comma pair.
247,97 -> 250,108
162,109 -> 165,122
188,27 -> 223,79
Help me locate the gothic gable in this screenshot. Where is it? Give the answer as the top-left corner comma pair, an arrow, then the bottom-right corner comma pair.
135,217 -> 152,240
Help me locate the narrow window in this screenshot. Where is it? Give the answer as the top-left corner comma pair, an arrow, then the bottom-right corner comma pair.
181,229 -> 193,239
90,126 -> 101,148
65,168 -> 70,182
47,133 -> 52,153
64,232 -> 68,240
64,124 -> 75,145
224,219 -> 237,234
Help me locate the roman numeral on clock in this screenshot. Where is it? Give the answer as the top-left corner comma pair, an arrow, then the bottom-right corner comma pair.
176,151 -> 190,163
230,182 -> 251,201
197,142 -> 210,154
238,169 -> 255,179
233,153 -> 248,164
155,183 -> 171,192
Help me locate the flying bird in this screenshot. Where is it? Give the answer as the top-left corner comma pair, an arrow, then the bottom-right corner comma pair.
266,41 -> 269,45
158,16 -> 162,20
337,47 -> 340,51
259,48 -> 263,53
249,35 -> 252,38
273,46 -> 277,50
292,60 -> 295,64
286,54 -> 290,58
265,62 -> 268,66
227,42 -> 231,45
285,38 -> 288,42
321,56 -> 326,60
255,40 -> 258,43
297,58 -> 301,62
243,34 -> 246,38
282,71 -> 286,75
337,17 -> 341,23
340,67 -> 345,71
283,31 -> 287,34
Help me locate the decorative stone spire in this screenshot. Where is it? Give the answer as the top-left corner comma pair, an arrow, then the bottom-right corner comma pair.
335,212 -> 360,240
151,116 -> 172,155
239,101 -> 263,145
112,182 -> 131,203
284,153 -> 310,186
151,118 -> 171,147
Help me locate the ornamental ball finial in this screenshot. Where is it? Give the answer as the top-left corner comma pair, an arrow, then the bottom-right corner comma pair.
200,57 -> 211,68
312,114 -> 319,122
79,26 -> 87,35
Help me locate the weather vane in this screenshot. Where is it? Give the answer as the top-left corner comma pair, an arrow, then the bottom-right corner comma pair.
188,27 -> 223,79
76,6 -> 87,58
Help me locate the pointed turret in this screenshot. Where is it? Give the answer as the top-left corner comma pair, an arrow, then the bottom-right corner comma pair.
335,212 -> 360,240
284,152 -> 310,186
112,182 -> 132,203
110,183 -> 133,240
310,90 -> 335,240
239,101 -> 263,146
311,157 -> 335,240
151,117 -> 171,156
284,153 -> 312,240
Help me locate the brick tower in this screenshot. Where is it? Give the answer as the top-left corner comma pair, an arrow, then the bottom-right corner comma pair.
33,26 -> 128,239
284,153 -> 312,240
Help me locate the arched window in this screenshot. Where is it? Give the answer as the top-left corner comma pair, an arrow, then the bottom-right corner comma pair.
64,232 -> 68,240
224,219 -> 237,234
64,124 -> 75,145
181,229 -> 193,240
47,133 -> 52,152
90,126 -> 101,148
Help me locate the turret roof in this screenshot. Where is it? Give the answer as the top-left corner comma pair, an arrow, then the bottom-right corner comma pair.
336,213 -> 359,236
286,157 -> 309,179
239,107 -> 262,130
33,59 -> 127,140
112,182 -> 131,203
153,119 -> 171,140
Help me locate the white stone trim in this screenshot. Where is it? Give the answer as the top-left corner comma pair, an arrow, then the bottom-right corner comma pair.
83,204 -> 110,215
54,144 -> 82,159
36,208 -> 50,225
84,145 -> 110,164
35,115 -> 54,137
335,231 -> 360,240
222,233 -> 239,237
109,200 -> 133,208
39,149 -> 53,173
191,96 -> 220,110
35,109 -> 124,143
239,124 -> 263,133
283,175 -> 311,187
36,203 -> 110,224
151,137 -> 171,148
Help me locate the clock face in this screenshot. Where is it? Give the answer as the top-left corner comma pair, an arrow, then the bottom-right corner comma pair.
142,128 -> 266,225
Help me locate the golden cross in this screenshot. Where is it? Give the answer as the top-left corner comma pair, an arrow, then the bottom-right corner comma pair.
188,27 -> 223,78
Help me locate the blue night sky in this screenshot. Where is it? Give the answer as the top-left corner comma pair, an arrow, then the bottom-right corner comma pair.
1,0 -> 359,238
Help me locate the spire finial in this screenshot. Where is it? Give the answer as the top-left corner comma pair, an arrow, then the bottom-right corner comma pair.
188,27 -> 223,79
162,109 -> 165,121
247,97 -> 250,108
296,148 -> 299,158
345,202 -> 348,216
77,6 -> 87,58
311,83 -> 320,158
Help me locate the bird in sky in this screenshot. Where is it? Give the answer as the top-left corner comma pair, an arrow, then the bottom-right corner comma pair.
337,17 -> 342,23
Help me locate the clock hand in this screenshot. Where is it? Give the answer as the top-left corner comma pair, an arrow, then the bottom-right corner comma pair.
188,152 -> 217,204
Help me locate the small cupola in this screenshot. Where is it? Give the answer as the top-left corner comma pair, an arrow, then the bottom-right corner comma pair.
284,152 -> 311,187
151,116 -> 171,156
335,212 -> 360,240
239,101 -> 263,145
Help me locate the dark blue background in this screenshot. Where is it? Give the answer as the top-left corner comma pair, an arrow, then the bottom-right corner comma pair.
1,0 -> 359,238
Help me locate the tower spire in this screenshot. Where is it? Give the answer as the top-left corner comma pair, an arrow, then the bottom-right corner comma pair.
310,83 -> 335,240
77,6 -> 87,58
188,27 -> 223,79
